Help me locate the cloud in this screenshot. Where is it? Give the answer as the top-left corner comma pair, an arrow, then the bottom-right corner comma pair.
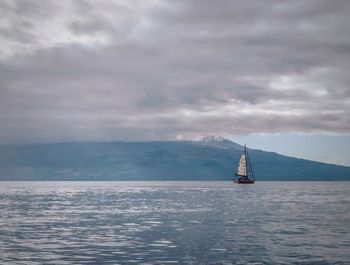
0,0 -> 349,143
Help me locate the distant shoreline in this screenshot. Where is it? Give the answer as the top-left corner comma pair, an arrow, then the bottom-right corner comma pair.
1,178 -> 348,180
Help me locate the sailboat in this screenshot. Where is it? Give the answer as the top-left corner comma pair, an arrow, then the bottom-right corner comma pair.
233,144 -> 255,184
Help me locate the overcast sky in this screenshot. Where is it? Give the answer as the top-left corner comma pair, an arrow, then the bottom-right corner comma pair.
0,0 -> 350,160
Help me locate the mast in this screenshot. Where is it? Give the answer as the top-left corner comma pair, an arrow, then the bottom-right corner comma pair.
245,145 -> 255,180
244,144 -> 249,179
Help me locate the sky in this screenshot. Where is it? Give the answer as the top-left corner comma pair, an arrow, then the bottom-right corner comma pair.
231,133 -> 350,166
0,0 -> 349,165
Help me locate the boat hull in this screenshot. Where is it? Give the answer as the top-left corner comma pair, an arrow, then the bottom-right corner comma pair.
233,178 -> 255,184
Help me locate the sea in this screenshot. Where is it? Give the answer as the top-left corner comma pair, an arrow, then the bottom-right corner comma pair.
0,181 -> 349,265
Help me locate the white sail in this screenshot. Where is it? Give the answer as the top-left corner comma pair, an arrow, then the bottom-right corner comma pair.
236,153 -> 247,176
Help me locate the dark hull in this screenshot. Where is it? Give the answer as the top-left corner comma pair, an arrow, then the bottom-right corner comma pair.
233,178 -> 255,184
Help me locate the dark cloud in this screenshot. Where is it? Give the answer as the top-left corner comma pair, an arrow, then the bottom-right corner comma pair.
0,0 -> 349,143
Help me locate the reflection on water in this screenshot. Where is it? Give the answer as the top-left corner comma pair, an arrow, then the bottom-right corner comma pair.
0,181 -> 349,264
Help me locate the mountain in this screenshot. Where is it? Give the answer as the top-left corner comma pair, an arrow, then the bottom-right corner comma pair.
0,138 -> 349,181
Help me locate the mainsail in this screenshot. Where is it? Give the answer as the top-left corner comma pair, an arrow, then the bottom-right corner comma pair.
236,153 -> 247,176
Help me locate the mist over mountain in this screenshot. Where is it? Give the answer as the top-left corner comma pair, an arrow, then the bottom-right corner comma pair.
0,138 -> 349,181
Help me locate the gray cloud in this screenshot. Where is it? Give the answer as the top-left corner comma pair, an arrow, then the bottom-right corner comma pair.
0,0 -> 349,143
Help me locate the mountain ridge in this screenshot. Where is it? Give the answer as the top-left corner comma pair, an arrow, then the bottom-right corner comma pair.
0,138 -> 349,181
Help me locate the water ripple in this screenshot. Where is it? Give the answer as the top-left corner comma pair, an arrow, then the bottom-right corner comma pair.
0,181 -> 349,264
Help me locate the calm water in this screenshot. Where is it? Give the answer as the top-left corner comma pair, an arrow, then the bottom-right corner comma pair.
0,181 -> 349,265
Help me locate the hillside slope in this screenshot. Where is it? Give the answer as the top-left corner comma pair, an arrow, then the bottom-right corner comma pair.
0,138 -> 349,180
